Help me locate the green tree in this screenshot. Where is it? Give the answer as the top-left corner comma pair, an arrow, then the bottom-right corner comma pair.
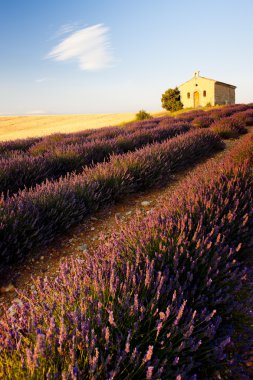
161,87 -> 183,112
135,109 -> 152,121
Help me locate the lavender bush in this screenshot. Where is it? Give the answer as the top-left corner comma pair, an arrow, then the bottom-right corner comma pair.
206,104 -> 250,120
0,137 -> 252,379
175,110 -> 205,122
0,123 -> 191,197
210,116 -> 248,139
0,136 -> 41,156
231,109 -> 253,126
230,132 -> 253,164
0,129 -> 223,274
29,128 -> 127,155
192,116 -> 214,128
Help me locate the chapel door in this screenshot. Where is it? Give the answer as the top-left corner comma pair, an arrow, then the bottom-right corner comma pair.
194,91 -> 200,108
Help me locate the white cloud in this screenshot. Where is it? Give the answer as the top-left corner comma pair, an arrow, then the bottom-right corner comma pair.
47,24 -> 114,71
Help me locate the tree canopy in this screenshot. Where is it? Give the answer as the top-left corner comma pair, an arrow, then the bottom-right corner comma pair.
135,110 -> 152,121
161,87 -> 183,112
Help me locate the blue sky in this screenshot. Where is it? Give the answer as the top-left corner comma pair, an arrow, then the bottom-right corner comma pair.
1,0 -> 253,115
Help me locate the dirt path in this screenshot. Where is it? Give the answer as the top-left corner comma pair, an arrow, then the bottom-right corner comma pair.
0,137 -> 241,308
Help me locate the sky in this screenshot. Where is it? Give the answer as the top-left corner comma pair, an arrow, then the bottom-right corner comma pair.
0,0 -> 253,115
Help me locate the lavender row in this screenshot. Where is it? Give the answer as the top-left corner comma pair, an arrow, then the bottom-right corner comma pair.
0,129 -> 223,274
230,132 -> 253,164
0,122 -> 126,157
27,104 -> 253,155
28,117 -> 167,155
0,135 -> 252,379
0,122 -> 190,197
0,104 -> 251,198
177,103 -> 252,122
0,136 -> 42,156
1,103 -> 251,158
210,111 -> 253,138
2,105 -> 253,198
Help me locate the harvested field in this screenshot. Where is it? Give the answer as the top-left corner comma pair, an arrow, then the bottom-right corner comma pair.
0,113 -> 137,140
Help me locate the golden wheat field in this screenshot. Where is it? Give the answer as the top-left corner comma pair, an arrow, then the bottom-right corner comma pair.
0,113 -> 141,141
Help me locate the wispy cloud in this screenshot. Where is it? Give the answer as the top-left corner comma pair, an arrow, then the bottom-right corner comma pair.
47,24 -> 114,71
55,23 -> 79,37
26,110 -> 45,115
35,77 -> 52,83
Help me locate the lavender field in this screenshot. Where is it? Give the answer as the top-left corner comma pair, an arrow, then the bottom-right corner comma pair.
0,104 -> 253,379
